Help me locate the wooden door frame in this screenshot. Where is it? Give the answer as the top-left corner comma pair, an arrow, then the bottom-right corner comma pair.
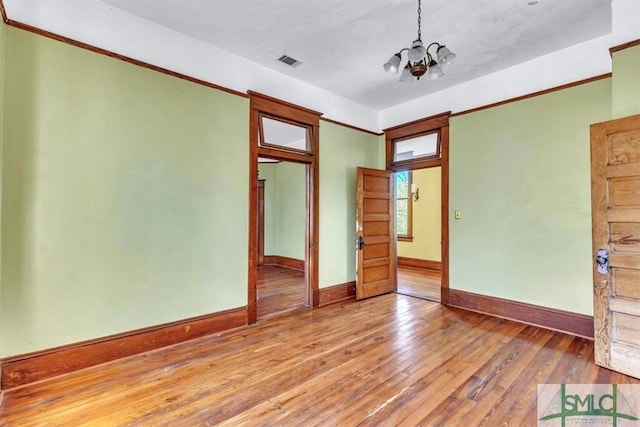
257,179 -> 265,266
383,112 -> 451,303
248,91 -> 321,324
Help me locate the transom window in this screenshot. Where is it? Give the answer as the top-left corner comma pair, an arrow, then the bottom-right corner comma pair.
393,131 -> 440,164
258,114 -> 312,155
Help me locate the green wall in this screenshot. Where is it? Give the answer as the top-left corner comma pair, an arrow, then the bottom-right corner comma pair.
0,28 -> 249,357
612,45 -> 640,118
319,122 -> 380,288
449,78 -> 612,315
258,162 -> 305,260
0,21 -> 5,327
397,167 -> 441,261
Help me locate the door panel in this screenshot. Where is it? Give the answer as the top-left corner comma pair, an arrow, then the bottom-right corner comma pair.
356,167 -> 396,300
591,113 -> 640,379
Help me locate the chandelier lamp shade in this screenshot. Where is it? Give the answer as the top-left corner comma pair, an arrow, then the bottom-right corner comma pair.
383,0 -> 456,82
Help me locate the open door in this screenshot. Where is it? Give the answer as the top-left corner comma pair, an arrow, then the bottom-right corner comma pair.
591,113 -> 640,379
356,167 -> 397,299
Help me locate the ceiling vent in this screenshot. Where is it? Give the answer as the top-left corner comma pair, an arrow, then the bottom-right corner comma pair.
278,55 -> 302,68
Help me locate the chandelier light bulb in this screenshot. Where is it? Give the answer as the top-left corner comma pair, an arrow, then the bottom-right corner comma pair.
436,45 -> 456,65
408,40 -> 426,63
383,53 -> 402,74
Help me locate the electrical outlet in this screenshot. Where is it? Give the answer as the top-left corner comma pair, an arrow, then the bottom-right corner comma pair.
454,210 -> 461,220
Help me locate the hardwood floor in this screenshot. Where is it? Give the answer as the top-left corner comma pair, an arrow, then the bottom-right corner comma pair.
1,294 -> 638,426
257,265 -> 306,319
397,266 -> 441,302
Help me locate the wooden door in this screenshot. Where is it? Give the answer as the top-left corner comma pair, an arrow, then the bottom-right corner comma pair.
591,113 -> 640,379
356,167 -> 397,299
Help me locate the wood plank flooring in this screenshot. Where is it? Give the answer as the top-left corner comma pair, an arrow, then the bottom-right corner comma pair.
1,294 -> 638,426
257,265 -> 306,319
397,266 -> 441,302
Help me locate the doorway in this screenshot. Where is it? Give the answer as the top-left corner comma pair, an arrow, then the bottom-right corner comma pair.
395,167 -> 442,302
257,160 -> 307,319
384,111 -> 450,303
247,91 -> 321,324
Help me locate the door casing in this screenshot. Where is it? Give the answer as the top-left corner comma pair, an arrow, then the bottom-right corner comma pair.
384,112 -> 451,303
248,92 -> 321,324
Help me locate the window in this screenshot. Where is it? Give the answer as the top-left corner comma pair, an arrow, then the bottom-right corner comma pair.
395,171 -> 413,241
393,132 -> 439,163
258,114 -> 313,155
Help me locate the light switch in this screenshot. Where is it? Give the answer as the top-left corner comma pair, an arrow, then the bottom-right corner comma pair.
454,210 -> 461,220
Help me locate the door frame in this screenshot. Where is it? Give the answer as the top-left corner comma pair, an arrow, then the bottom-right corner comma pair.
383,112 -> 451,303
247,91 -> 321,324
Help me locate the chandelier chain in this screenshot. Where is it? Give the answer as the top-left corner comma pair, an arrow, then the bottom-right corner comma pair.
417,0 -> 422,41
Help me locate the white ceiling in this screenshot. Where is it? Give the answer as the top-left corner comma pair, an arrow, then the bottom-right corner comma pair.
83,1 -> 613,110
97,0 -> 613,110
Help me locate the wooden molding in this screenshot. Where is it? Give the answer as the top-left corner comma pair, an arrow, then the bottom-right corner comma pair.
318,281 -> 356,306
320,117 -> 383,136
397,257 -> 442,272
383,111 -> 452,135
263,255 -> 305,272
0,307 -> 247,390
447,289 -> 594,340
451,74 -> 612,118
0,0 -> 8,23
610,39 -> 640,55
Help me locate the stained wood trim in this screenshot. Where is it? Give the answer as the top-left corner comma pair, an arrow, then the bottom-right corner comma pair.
0,307 -> 247,390
0,0 -> 7,23
248,93 -> 321,324
448,289 -> 594,339
451,73 -> 612,118
263,255 -> 305,272
318,281 -> 356,306
610,39 -> 640,55
440,125 -> 450,303
397,257 -> 442,271
385,114 -> 450,304
383,111 -> 452,136
320,117 -> 383,136
248,91 -> 322,123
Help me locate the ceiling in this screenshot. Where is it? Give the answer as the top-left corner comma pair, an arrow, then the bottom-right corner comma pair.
96,0 -> 611,110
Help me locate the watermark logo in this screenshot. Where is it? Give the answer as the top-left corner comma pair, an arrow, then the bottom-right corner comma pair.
538,384 -> 640,426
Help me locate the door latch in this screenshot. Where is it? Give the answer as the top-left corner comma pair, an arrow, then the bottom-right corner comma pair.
596,249 -> 609,275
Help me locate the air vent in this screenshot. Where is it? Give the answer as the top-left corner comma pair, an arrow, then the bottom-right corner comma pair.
278,54 -> 302,68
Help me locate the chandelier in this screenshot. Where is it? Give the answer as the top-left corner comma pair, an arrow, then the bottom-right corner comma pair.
383,0 -> 456,82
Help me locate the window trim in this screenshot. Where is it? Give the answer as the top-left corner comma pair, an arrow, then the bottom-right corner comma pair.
395,170 -> 413,242
392,130 -> 441,168
258,113 -> 314,156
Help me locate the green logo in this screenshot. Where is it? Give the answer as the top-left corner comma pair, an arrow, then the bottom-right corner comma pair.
539,384 -> 639,426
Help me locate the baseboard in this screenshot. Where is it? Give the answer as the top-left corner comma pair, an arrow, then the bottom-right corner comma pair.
318,281 -> 356,306
0,306 -> 247,390
397,257 -> 442,271
447,289 -> 594,339
263,255 -> 305,271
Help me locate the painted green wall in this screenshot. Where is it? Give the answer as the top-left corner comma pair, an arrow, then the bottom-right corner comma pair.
397,167 -> 441,261
258,162 -> 305,260
449,78 -> 611,315
0,21 -> 5,327
0,28 -> 249,357
612,45 -> 640,118
258,163 -> 277,256
319,122 -> 380,288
